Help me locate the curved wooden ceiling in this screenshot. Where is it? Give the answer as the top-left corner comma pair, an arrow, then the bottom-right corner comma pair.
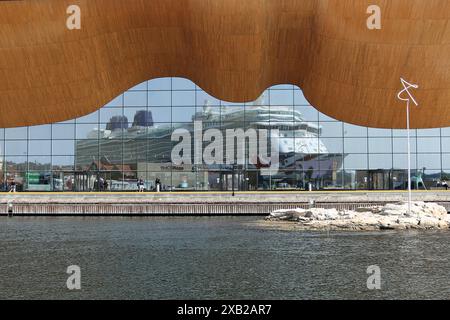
0,0 -> 449,128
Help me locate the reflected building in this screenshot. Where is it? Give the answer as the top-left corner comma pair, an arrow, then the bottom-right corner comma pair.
1,77 -> 449,192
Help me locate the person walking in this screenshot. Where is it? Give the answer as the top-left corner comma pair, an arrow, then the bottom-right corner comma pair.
99,177 -> 104,191
9,179 -> 16,193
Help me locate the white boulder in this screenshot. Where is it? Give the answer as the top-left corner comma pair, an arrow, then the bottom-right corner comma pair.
267,201 -> 449,231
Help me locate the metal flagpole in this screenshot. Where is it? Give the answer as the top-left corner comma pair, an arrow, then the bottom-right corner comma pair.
397,78 -> 419,217
406,98 -> 412,216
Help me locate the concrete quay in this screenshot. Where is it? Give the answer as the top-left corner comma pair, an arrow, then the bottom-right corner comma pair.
1,191 -> 450,216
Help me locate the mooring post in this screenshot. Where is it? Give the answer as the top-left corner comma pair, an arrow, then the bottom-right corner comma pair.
7,201 -> 13,217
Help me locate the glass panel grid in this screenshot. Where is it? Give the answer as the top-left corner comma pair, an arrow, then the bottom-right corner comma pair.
0,77 -> 447,191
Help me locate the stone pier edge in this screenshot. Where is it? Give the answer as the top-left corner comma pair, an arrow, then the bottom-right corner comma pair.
1,191 -> 450,216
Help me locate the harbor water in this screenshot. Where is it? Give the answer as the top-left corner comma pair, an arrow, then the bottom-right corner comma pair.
0,216 -> 449,299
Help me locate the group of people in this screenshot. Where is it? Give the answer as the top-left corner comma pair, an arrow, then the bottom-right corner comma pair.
0,180 -> 18,192
96,177 -> 108,191
137,178 -> 161,192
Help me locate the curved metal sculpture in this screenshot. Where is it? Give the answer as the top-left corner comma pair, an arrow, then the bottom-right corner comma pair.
0,0 -> 449,128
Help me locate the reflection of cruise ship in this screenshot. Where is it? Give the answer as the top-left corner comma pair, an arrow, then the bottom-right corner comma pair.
75,95 -> 344,189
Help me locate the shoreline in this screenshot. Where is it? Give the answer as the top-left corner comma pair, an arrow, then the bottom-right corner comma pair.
249,219 -> 450,232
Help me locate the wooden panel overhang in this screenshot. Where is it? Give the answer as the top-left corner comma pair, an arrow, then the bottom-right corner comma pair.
0,0 -> 449,128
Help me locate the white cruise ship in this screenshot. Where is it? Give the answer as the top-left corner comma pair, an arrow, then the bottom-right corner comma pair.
75,95 -> 344,190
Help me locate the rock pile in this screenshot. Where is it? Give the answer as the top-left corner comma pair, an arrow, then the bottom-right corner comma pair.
267,202 -> 450,231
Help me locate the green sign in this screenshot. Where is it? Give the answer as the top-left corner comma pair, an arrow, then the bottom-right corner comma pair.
26,172 -> 40,185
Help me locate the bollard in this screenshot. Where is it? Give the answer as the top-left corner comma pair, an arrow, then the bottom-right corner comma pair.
7,201 -> 13,217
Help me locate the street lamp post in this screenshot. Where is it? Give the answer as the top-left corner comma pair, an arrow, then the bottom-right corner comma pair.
232,164 -> 236,197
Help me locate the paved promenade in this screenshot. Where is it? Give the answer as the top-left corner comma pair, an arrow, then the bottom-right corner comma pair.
1,191 -> 450,216
1,190 -> 450,204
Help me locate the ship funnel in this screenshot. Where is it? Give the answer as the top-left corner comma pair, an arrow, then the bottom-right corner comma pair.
106,115 -> 129,131
133,110 -> 154,127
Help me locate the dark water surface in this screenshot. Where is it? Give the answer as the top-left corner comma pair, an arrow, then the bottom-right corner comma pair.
1,216 -> 450,300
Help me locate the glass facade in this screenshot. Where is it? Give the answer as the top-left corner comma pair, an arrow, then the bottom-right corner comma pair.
1,77 -> 449,192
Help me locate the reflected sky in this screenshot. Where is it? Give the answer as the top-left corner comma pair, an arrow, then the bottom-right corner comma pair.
1,77 -> 449,173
